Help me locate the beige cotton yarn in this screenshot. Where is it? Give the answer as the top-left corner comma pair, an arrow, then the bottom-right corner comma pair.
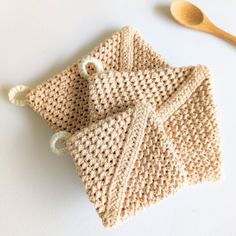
9,25 -> 222,228
50,64 -> 222,227
88,65 -> 222,184
52,103 -> 187,227
9,26 -> 169,133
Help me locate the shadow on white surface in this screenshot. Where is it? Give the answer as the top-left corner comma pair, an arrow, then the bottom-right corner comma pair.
154,4 -> 175,24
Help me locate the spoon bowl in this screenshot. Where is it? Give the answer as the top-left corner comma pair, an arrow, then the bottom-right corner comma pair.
170,1 -> 204,27
170,0 -> 236,45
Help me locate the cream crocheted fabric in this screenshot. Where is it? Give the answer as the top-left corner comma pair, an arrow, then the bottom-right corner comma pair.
58,103 -> 186,227
50,65 -> 221,227
9,25 -> 222,228
10,26 -> 169,133
88,65 -> 222,184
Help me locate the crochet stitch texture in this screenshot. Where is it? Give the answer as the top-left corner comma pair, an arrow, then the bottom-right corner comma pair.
88,65 -> 221,184
65,103 -> 187,227
26,26 -> 169,133
57,64 -> 221,227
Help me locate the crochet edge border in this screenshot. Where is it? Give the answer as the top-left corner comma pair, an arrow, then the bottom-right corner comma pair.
157,65 -> 211,122
120,26 -> 134,71
103,103 -> 150,227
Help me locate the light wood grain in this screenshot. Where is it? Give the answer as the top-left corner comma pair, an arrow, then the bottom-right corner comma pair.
170,0 -> 236,45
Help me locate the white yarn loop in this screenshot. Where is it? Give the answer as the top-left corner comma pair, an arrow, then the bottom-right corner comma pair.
8,85 -> 31,106
50,131 -> 71,156
80,56 -> 104,79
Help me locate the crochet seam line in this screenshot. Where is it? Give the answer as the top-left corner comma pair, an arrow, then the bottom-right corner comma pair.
157,65 -> 210,122
120,26 -> 134,71
104,103 -> 150,226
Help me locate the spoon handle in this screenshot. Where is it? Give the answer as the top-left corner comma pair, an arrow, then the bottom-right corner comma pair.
210,25 -> 236,45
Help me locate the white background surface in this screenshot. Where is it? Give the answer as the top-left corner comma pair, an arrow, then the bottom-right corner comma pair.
1,0 -> 236,235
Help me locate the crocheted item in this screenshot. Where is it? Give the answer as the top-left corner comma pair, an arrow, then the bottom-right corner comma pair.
88,65 -> 222,184
51,103 -> 186,227
10,26 -> 169,133
8,25 -> 222,228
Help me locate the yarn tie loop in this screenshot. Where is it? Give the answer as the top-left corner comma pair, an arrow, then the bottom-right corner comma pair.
8,85 -> 31,106
80,56 -> 104,79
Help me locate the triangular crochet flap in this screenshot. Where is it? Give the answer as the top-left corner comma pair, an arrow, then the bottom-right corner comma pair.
162,72 -> 221,184
25,26 -> 169,133
89,65 -> 195,122
89,65 -> 222,184
66,103 -> 186,227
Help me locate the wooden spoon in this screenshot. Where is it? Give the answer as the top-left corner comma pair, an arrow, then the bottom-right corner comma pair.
170,0 -> 236,45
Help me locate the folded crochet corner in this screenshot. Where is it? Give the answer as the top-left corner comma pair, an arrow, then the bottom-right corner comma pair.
88,65 -> 222,185
64,103 -> 186,227
11,26 -> 169,133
